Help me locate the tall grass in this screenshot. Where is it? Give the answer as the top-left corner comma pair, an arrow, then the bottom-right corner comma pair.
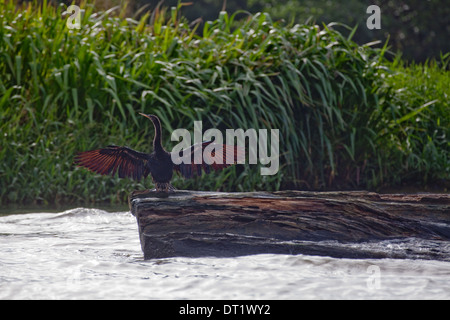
373,55 -> 449,189
0,0 -> 448,205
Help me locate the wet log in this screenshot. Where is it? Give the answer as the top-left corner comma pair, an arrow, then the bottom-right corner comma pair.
128,190 -> 450,260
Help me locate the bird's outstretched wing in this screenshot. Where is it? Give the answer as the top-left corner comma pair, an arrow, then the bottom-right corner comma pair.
172,141 -> 244,179
74,145 -> 150,181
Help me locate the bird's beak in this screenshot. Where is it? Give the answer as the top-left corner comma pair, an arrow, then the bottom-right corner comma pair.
139,113 -> 153,120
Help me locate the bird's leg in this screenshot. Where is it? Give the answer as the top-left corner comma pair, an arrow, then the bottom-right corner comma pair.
155,182 -> 166,192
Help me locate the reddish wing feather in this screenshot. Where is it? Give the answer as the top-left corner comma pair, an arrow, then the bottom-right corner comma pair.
173,142 -> 244,179
74,145 -> 150,181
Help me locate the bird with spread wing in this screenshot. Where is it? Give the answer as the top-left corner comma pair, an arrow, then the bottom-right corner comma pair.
74,113 -> 242,192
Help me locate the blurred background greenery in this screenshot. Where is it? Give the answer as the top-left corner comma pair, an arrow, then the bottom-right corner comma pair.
2,0 -> 448,205
56,0 -> 450,62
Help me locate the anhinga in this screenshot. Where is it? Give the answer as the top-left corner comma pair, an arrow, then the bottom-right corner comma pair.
74,113 -> 240,192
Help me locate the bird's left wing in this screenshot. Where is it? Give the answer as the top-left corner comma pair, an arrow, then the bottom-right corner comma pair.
74,145 -> 150,181
172,141 -> 244,179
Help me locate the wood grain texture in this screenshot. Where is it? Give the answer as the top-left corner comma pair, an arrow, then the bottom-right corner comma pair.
128,190 -> 450,260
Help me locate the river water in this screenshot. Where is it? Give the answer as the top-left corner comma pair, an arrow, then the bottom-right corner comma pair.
0,207 -> 449,300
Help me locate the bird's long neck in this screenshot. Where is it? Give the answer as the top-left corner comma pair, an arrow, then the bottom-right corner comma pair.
151,117 -> 164,153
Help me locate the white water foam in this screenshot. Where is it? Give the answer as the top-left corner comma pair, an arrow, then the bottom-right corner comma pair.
0,208 -> 449,299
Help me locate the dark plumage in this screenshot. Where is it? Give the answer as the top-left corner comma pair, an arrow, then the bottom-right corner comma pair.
74,113 -> 241,192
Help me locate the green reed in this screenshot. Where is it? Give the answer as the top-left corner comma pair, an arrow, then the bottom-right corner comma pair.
0,0 -> 448,205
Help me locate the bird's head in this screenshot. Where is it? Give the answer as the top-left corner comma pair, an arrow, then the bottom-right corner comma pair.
139,113 -> 162,147
139,113 -> 162,130
139,113 -> 159,123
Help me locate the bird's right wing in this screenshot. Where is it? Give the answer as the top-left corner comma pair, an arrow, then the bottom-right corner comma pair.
172,141 -> 244,179
74,145 -> 150,181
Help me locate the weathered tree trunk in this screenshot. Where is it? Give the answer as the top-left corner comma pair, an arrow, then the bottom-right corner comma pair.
128,190 -> 450,260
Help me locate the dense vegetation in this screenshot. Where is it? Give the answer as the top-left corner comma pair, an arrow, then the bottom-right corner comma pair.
96,0 -> 449,62
0,0 -> 448,205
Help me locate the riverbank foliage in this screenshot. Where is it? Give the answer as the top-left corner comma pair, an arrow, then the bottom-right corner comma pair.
0,0 -> 448,205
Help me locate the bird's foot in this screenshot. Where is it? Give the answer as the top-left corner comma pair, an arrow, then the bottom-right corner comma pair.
154,182 -> 176,193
